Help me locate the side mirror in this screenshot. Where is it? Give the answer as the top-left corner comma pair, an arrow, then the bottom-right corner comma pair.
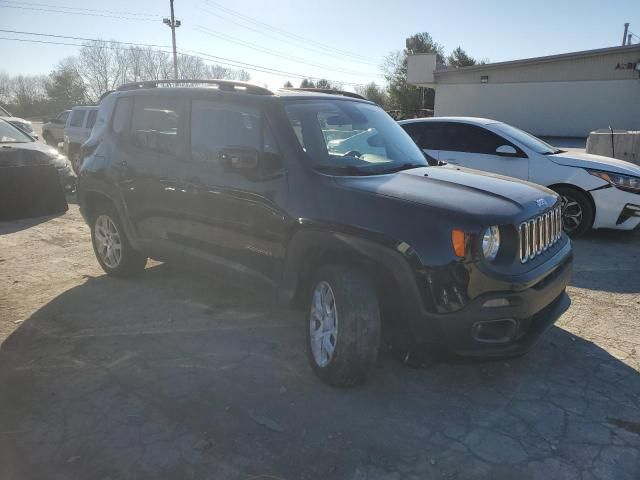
219,146 -> 260,170
496,145 -> 518,156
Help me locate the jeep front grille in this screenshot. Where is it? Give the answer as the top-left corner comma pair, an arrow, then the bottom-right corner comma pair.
518,206 -> 562,263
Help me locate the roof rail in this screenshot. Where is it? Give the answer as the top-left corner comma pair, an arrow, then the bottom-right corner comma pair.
116,79 -> 273,95
283,88 -> 367,100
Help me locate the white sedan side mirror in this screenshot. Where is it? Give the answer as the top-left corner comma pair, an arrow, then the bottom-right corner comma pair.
496,145 -> 518,156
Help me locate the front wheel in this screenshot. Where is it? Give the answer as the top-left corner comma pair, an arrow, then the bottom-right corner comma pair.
90,206 -> 147,277
307,265 -> 381,387
70,150 -> 82,174
43,132 -> 55,146
553,187 -> 594,238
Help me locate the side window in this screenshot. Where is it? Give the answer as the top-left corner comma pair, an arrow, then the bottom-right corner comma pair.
69,109 -> 87,127
130,96 -> 182,156
58,111 -> 69,123
400,123 -> 423,147
112,97 -> 132,137
191,100 -> 261,163
461,124 -> 505,154
86,110 -> 97,129
446,124 -> 509,154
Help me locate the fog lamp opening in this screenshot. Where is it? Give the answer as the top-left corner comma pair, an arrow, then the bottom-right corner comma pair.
472,318 -> 517,343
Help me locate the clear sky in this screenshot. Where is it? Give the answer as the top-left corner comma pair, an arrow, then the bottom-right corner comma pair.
1,0 -> 638,91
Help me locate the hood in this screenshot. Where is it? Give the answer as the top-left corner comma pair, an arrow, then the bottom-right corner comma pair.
334,165 -> 558,224
0,141 -> 71,170
549,151 -> 640,177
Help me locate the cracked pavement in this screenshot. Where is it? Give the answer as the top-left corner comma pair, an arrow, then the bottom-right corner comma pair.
1,205 -> 639,480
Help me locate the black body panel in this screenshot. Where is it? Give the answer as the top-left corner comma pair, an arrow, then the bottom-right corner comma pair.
78,87 -> 573,357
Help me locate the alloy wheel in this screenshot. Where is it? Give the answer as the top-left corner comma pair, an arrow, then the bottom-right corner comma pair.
560,195 -> 583,233
94,215 -> 122,269
309,281 -> 339,367
72,152 -> 82,173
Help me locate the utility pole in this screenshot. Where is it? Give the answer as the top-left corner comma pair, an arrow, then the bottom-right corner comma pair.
622,23 -> 630,46
163,0 -> 181,80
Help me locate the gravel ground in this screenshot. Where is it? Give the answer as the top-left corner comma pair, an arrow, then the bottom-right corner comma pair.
1,204 -> 639,480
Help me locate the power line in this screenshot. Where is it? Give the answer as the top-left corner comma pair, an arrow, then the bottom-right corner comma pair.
196,4 -> 378,66
195,25 -> 381,78
0,32 -> 367,86
199,0 -> 377,63
0,29 -> 172,49
0,2 -> 161,21
0,0 -> 161,17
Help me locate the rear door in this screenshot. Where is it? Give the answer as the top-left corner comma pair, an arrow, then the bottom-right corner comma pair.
437,123 -> 529,180
66,108 -> 87,144
53,111 -> 69,139
114,93 -> 187,251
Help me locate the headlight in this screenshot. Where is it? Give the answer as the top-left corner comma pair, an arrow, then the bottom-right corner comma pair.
482,226 -> 500,261
588,170 -> 640,194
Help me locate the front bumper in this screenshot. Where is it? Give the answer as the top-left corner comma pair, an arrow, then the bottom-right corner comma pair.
407,241 -> 573,357
591,186 -> 640,230
56,166 -> 77,193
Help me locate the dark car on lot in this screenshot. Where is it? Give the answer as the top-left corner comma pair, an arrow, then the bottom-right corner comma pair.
77,80 -> 572,387
0,119 -> 74,220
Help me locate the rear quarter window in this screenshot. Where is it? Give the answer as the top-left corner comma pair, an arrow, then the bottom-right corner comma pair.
111,97 -> 132,136
130,95 -> 182,156
86,110 -> 98,129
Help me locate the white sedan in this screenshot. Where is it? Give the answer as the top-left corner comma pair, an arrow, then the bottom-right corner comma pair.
400,117 -> 640,237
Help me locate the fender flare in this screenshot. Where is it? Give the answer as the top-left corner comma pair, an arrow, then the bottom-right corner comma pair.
278,227 -> 430,321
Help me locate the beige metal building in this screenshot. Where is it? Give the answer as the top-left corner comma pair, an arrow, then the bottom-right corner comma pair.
407,44 -> 640,137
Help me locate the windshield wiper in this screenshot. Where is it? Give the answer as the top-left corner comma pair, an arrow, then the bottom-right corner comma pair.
544,149 -> 565,155
376,163 -> 425,174
315,165 -> 372,176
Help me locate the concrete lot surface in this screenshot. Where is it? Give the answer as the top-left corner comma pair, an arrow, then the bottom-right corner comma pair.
1,205 -> 639,480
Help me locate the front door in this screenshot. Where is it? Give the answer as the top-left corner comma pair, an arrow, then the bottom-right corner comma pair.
178,97 -> 288,286
437,123 -> 529,180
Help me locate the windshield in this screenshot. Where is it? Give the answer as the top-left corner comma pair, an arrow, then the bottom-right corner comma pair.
0,105 -> 11,116
492,122 -> 560,154
0,120 -> 32,143
284,99 -> 427,175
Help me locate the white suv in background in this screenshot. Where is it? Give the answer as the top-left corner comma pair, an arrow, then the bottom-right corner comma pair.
400,117 -> 640,237
64,105 -> 98,173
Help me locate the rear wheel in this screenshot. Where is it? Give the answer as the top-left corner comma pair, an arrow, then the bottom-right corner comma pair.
90,205 -> 147,277
307,265 -> 381,387
553,186 -> 594,238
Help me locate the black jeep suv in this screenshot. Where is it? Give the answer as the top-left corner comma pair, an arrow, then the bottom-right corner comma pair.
78,80 -> 572,387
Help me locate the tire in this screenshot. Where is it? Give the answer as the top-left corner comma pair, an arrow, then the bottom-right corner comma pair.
306,265 -> 381,387
43,132 -> 55,146
90,205 -> 147,277
70,150 -> 82,175
552,187 -> 594,238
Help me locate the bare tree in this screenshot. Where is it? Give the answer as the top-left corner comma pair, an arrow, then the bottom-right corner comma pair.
0,71 -> 11,104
